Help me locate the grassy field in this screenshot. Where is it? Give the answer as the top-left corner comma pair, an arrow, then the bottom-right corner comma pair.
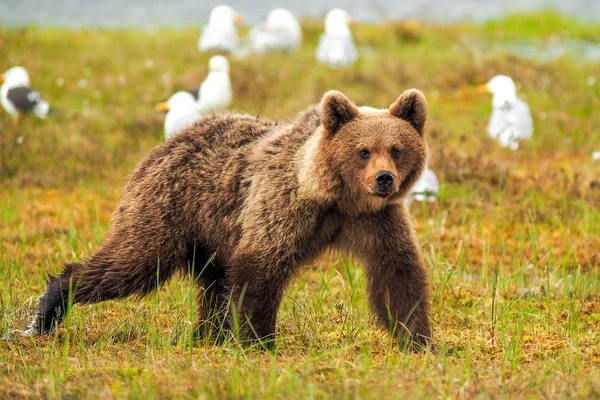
2,11 -> 600,398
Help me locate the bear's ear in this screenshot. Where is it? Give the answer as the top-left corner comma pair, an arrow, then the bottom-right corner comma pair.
320,90 -> 359,135
389,89 -> 427,135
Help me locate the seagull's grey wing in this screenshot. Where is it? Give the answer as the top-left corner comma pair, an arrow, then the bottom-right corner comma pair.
7,86 -> 38,110
7,86 -> 49,118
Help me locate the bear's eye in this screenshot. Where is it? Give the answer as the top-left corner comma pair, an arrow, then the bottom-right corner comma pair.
391,148 -> 401,158
359,149 -> 370,159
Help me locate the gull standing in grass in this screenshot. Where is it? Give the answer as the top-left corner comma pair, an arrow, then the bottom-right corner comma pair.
1,66 -> 50,127
239,8 -> 302,55
157,56 -> 232,138
316,8 -> 358,68
198,5 -> 244,52
406,168 -> 440,206
479,75 -> 533,150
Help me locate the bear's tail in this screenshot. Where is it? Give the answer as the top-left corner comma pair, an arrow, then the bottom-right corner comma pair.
26,246 -> 181,335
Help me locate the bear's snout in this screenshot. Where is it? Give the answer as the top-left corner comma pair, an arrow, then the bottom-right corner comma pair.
374,170 -> 395,196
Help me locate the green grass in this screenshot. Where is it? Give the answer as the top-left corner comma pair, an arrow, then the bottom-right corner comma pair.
2,11 -> 600,399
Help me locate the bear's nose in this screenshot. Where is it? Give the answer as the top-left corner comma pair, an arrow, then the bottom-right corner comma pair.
375,171 -> 394,187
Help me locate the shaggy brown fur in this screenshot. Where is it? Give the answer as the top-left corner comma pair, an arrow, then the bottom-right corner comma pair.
28,89 -> 433,350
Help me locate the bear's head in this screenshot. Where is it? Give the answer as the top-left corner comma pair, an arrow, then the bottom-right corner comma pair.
299,89 -> 429,214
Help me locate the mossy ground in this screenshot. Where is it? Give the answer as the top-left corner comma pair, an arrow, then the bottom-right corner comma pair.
1,11 -> 600,399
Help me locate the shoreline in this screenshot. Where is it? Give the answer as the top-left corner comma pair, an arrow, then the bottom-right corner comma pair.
1,3 -> 600,29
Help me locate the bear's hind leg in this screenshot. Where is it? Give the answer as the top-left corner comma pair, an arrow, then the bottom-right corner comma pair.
34,263 -> 81,334
194,277 -> 231,343
29,240 -> 185,335
185,245 -> 232,343
227,252 -> 294,350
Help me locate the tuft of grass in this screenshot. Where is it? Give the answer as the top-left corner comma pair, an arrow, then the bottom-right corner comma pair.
1,10 -> 600,399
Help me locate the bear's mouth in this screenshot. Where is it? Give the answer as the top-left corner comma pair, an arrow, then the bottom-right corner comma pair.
371,189 -> 394,198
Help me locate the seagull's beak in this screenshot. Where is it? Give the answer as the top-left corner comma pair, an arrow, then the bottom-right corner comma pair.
155,102 -> 170,112
477,84 -> 490,94
348,16 -> 357,25
234,13 -> 245,24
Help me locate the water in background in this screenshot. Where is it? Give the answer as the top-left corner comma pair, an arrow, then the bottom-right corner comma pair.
0,0 -> 599,28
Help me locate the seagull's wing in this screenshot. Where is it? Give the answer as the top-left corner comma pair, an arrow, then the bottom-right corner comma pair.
197,75 -> 232,114
487,103 -> 510,139
197,76 -> 215,113
198,25 -> 216,51
411,169 -> 440,202
344,35 -> 358,64
7,86 -> 39,110
489,99 -> 532,149
7,86 -> 49,118
252,29 -> 297,52
275,26 -> 300,51
511,98 -> 533,139
316,33 -> 356,68
423,169 -> 440,194
221,28 -> 239,51
199,25 -> 238,51
166,112 -> 201,138
315,34 -> 331,63
413,169 -> 439,193
493,103 -> 518,149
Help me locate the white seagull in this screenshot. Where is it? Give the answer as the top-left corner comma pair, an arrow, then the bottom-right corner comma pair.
198,5 -> 244,52
157,56 -> 232,138
479,75 -> 533,150
156,91 -> 200,138
196,55 -> 232,114
316,8 -> 358,68
1,66 -> 50,127
242,8 -> 302,54
406,168 -> 440,206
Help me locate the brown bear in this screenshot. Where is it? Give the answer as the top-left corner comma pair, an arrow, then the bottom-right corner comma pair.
26,89 -> 433,350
